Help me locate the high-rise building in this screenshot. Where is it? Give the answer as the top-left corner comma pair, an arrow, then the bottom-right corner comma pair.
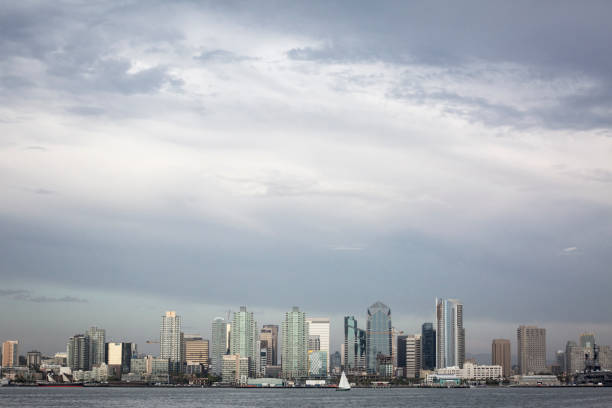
2,341 -> 18,367
366,301 -> 392,375
492,339 -> 511,377
343,316 -> 367,373
308,350 -> 327,377
391,327 -> 404,370
397,335 -> 408,375
105,342 -> 132,375
517,325 -> 546,375
86,326 -> 106,366
184,335 -> 209,366
436,298 -> 465,369
555,350 -> 565,374
211,317 -> 229,375
579,332 -> 595,349
260,325 -> 279,366
67,334 -> 90,371
565,341 -> 585,374
421,323 -> 436,370
306,317 -> 330,374
230,306 -> 258,375
222,354 -> 249,384
160,311 -> 182,372
26,351 -> 42,369
405,334 -> 422,379
330,350 -> 342,375
282,306 -> 308,379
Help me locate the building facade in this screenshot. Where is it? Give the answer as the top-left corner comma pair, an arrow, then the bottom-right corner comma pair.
260,325 -> 279,366
86,326 -> 106,367
343,316 -> 366,373
421,322 -> 436,370
436,298 -> 465,369
67,334 -> 90,371
230,306 -> 258,375
211,317 -> 229,375
366,301 -> 392,375
282,306 -> 308,379
306,317 -> 330,374
517,325 -> 546,375
105,342 -> 132,374
492,339 -> 511,377
404,334 -> 422,379
183,334 -> 209,367
2,340 -> 18,367
160,311 -> 182,372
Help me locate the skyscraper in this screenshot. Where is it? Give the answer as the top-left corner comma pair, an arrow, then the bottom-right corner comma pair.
282,306 -> 308,379
492,339 -> 511,377
580,332 -> 595,349
366,301 -> 392,374
517,325 -> 546,375
565,340 -> 584,374
211,317 -> 229,375
306,317 -> 330,374
260,325 -> 279,366
2,340 -> 18,367
421,323 -> 436,370
230,306 -> 258,375
404,334 -> 422,379
67,334 -> 90,371
86,326 -> 106,366
391,327 -> 404,370
160,311 -> 182,372
436,298 -> 465,369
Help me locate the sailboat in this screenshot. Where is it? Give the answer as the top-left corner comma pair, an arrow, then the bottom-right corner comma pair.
337,371 -> 351,391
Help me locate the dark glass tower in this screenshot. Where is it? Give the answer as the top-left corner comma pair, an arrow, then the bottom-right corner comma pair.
421,322 -> 436,370
366,301 -> 392,374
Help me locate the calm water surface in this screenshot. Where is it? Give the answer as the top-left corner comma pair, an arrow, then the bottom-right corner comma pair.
2,387 -> 612,407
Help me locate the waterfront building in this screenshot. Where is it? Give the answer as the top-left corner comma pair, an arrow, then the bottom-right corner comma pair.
2,341 -> 18,367
306,317 -> 330,373
211,317 -> 229,375
405,334 -> 422,379
105,342 -> 132,375
436,298 -> 465,369
436,362 -> 502,380
86,326 -> 106,366
599,345 -> 612,371
281,306 -> 308,379
565,341 -> 585,374
230,306 -> 258,376
396,335 -> 408,376
517,325 -> 546,375
67,334 -> 90,371
421,323 -> 436,370
330,351 -> 342,375
391,327 -> 404,370
343,316 -> 366,373
160,311 -> 182,372
260,325 -> 279,366
130,357 -> 147,374
308,350 -> 328,377
555,350 -> 565,374
366,301 -> 392,375
492,339 -> 511,377
222,354 -> 249,384
258,342 -> 268,376
183,334 -> 209,366
26,350 -> 42,369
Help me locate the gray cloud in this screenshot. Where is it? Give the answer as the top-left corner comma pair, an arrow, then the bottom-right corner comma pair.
0,289 -> 86,303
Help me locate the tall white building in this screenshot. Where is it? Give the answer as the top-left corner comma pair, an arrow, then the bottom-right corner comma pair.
160,311 -> 182,372
306,317 -> 330,374
86,326 -> 106,366
436,298 -> 465,368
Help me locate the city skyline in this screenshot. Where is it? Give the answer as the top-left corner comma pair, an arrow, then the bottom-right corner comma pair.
1,1 -> 612,367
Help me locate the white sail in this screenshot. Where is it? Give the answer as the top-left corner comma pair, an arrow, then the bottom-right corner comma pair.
338,371 -> 351,390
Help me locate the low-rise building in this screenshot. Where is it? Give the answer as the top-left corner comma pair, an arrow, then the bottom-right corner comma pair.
436,362 -> 502,381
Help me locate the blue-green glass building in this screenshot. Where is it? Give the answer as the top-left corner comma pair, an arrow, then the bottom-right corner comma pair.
366,301 -> 392,374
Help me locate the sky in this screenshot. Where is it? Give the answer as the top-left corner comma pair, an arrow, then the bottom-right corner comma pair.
1,1 -> 612,361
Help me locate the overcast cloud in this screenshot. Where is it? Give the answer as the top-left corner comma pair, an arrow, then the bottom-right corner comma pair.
1,0 -> 611,358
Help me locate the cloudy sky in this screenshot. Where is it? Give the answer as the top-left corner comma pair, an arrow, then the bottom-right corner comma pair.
1,1 -> 612,360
